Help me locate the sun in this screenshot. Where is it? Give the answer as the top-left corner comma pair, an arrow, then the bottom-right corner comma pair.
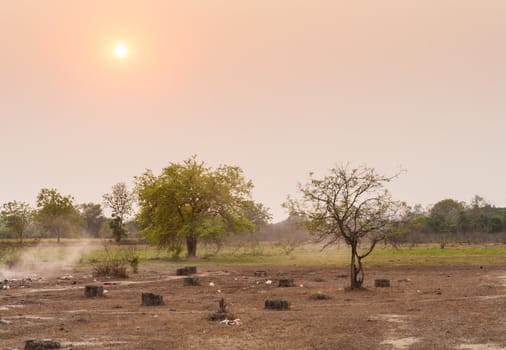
114,43 -> 128,58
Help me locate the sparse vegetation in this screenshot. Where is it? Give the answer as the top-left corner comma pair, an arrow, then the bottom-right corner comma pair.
73,242 -> 506,268
103,182 -> 134,242
276,239 -> 303,256
1,246 -> 22,268
286,164 -> 404,289
91,246 -> 129,278
121,246 -> 140,273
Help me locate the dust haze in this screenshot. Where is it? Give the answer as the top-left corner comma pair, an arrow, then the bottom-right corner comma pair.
0,243 -> 95,280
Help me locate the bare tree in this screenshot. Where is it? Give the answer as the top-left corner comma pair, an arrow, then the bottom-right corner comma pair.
286,164 -> 403,290
103,182 -> 134,242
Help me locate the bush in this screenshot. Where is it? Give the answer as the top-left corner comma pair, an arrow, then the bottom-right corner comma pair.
168,245 -> 183,259
0,246 -> 21,268
121,246 -> 140,273
128,256 -> 139,273
275,239 -> 302,256
92,246 -> 128,278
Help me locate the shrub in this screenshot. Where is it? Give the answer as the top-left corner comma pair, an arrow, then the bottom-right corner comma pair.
92,246 -> 128,278
0,246 -> 21,268
121,246 -> 140,273
276,239 -> 302,256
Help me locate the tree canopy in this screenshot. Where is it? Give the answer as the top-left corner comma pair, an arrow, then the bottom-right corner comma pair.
1,201 -> 33,244
429,198 -> 465,234
79,203 -> 106,238
36,188 -> 79,243
286,164 -> 402,289
135,156 -> 269,257
103,182 -> 134,223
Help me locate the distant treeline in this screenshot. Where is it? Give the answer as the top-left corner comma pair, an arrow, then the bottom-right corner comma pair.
391,197 -> 506,246
254,196 -> 506,246
1,189 -> 505,246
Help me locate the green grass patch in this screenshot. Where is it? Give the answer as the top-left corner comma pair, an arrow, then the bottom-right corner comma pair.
374,247 -> 506,256
364,244 -> 506,266
80,243 -> 506,267
2,241 -> 506,270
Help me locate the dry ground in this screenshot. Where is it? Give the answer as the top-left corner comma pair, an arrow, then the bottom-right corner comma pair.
1,263 -> 506,350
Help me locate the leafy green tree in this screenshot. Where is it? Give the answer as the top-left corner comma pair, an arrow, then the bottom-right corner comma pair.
381,203 -> 433,246
467,195 -> 489,233
109,216 -> 126,242
36,188 -> 79,243
135,156 -> 267,257
286,165 -> 403,290
488,216 -> 504,233
465,195 -> 505,234
428,198 -> 466,247
79,203 -> 106,238
103,182 -> 134,242
429,199 -> 465,233
0,201 -> 33,244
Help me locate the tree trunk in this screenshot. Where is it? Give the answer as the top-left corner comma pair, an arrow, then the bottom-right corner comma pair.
278,279 -> 295,287
186,236 -> 197,258
183,277 -> 199,286
265,299 -> 290,310
350,241 -> 363,290
141,292 -> 164,306
57,230 -> 61,243
350,242 -> 357,289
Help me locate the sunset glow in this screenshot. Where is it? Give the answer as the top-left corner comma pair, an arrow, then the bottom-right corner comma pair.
0,1 -> 505,223
114,43 -> 128,58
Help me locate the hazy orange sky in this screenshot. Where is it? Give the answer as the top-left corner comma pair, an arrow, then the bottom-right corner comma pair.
1,1 -> 505,221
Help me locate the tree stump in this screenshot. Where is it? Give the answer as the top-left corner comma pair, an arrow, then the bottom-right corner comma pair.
374,279 -> 390,287
278,278 -> 294,287
141,293 -> 164,306
185,266 -> 197,274
309,293 -> 332,300
254,270 -> 267,277
84,285 -> 104,297
183,277 -> 199,286
25,340 -> 61,350
265,299 -> 289,310
208,297 -> 235,321
176,267 -> 189,276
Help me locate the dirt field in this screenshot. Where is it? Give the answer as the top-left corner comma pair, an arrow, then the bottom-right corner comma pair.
1,263 -> 506,350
